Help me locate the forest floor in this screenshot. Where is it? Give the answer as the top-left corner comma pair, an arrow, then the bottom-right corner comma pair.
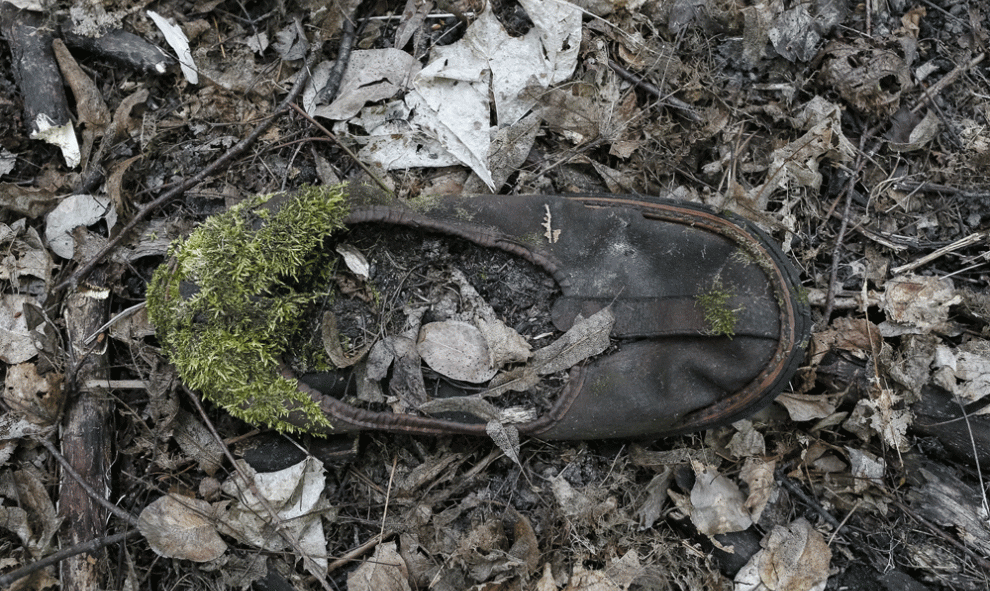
2,0 -> 990,590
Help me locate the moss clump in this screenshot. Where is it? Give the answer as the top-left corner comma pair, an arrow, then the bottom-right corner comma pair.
146,185 -> 350,434
695,279 -> 741,338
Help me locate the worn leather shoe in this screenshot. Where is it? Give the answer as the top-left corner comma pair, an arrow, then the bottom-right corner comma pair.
284,192 -> 811,439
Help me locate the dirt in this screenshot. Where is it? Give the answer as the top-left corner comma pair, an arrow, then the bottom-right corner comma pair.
2,0 -> 990,590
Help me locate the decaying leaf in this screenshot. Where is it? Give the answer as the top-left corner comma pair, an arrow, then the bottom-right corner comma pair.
138,493 -> 227,562
775,393 -> 837,422
172,410 -> 224,476
740,458 -> 776,523
845,447 -> 885,493
562,551 -> 644,591
821,39 -> 911,117
686,461 -> 753,535
44,194 -> 117,260
932,340 -> 990,410
0,219 -> 52,290
727,419 -> 766,458
809,316 -> 881,366
530,307 -> 613,374
635,468 -> 673,530
734,518 -> 831,591
418,320 -> 497,383
147,10 -> 198,84
307,49 -> 421,120
348,542 -> 412,591
750,98 -> 854,210
486,419 -> 522,467
486,306 -> 614,396
219,457 -> 334,574
0,468 -> 59,558
768,5 -> 820,62
881,274 -> 962,336
2,362 -> 63,425
551,475 -> 617,525
385,335 -> 429,410
322,311 -> 371,368
335,243 -> 371,280
360,0 -> 581,189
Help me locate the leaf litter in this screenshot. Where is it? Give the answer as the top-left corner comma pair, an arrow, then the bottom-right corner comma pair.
4,0 -> 990,589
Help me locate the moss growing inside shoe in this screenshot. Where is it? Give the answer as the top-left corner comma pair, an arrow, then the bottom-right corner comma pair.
696,279 -> 741,338
146,185 -> 350,434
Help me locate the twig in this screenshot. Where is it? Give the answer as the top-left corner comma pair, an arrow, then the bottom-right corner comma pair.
891,232 -> 987,274
287,102 -> 392,194
327,534 -> 385,573
315,8 -> 360,105
892,499 -> 990,572
56,37 -> 342,292
777,472 -> 843,530
38,437 -> 139,526
606,59 -> 702,123
183,386 -> 336,591
911,53 -> 986,114
821,149 -> 867,329
0,531 -> 141,588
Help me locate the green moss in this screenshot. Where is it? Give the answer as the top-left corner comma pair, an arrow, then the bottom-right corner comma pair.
146,185 -> 351,434
695,279 -> 742,338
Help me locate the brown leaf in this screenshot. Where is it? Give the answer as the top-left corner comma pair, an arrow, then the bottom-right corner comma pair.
734,518 -> 832,591
138,494 -> 227,562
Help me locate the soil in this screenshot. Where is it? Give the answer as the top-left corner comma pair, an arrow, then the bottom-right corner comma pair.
1,0 -> 990,590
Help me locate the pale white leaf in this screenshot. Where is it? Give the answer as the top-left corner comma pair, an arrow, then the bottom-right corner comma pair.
486,420 -> 522,467
147,10 -> 198,84
336,244 -> 370,280
44,194 -> 117,259
689,462 -> 753,535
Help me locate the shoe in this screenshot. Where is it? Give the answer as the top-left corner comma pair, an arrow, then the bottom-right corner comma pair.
149,188 -> 811,439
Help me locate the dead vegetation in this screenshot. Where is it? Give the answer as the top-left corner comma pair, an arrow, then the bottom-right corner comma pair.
2,0 -> 990,590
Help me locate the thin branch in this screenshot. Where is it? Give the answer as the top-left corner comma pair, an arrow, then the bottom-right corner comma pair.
56,48 -> 321,293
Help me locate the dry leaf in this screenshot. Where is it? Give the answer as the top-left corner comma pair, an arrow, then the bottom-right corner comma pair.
635,468 -> 673,530
44,194 -> 117,260
776,393 -> 837,422
740,458 -> 776,523
0,296 -> 41,364
734,518 -> 831,591
348,542 -> 412,591
1,218 -> 53,291
880,274 -> 961,336
551,476 -> 616,524
138,494 -> 226,562
335,244 -> 371,280
846,447 -> 885,493
2,362 -> 63,425
147,10 -> 198,84
322,311 -> 371,368
529,307 -> 613,375
418,320 -> 496,383
932,341 -> 990,409
727,420 -> 766,458
688,462 -> 753,535
486,420 -> 522,467
535,563 -> 559,591
219,457 -> 334,574
173,410 -> 224,476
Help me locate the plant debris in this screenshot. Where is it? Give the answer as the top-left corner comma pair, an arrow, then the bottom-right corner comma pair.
2,0 -> 990,589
